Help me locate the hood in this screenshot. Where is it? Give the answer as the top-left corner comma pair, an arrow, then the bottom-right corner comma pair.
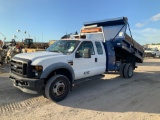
14,51 -> 64,61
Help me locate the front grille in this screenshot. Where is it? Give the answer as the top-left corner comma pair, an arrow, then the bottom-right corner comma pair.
11,60 -> 27,76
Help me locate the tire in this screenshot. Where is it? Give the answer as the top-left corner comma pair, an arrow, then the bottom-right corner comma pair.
119,63 -> 126,78
152,54 -> 156,58
45,75 -> 70,102
124,63 -> 133,78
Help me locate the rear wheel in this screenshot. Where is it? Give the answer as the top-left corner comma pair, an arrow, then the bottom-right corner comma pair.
119,63 -> 126,78
45,75 -> 70,102
152,54 -> 156,58
124,63 -> 133,78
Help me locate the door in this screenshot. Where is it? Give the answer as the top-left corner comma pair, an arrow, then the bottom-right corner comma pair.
73,41 -> 97,80
95,42 -> 106,73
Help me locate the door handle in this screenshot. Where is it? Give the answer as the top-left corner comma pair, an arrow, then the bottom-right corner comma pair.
95,58 -> 97,62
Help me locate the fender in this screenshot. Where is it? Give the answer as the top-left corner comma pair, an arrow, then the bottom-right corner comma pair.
40,62 -> 75,81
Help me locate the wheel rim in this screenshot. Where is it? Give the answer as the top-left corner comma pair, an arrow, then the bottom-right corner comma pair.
53,80 -> 66,97
128,65 -> 133,77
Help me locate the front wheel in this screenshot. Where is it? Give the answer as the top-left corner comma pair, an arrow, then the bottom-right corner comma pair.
45,75 -> 70,102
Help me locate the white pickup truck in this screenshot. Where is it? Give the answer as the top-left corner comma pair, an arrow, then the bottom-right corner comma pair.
144,47 -> 160,58
9,17 -> 144,102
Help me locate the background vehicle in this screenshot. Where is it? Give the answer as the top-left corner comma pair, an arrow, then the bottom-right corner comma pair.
21,38 -> 48,52
10,17 -> 144,102
5,38 -> 49,63
0,47 -> 4,65
0,40 -> 7,65
144,47 -> 160,58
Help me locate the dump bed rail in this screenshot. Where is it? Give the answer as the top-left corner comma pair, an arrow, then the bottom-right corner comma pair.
125,34 -> 143,53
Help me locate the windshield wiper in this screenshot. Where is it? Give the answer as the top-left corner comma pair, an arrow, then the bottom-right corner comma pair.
51,50 -> 62,53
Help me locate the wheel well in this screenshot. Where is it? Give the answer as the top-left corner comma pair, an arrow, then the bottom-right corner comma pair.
122,55 -> 136,69
46,68 -> 73,85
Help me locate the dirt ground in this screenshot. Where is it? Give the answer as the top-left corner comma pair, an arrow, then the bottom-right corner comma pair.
0,58 -> 160,120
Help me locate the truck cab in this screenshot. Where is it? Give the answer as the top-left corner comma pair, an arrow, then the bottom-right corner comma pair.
47,39 -> 106,79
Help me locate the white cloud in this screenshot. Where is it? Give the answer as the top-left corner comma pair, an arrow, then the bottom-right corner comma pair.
135,13 -> 160,28
141,28 -> 160,33
150,13 -> 160,21
135,22 -> 147,28
132,28 -> 160,45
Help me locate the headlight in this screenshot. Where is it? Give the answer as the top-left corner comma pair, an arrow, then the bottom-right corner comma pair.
32,65 -> 43,77
32,65 -> 43,72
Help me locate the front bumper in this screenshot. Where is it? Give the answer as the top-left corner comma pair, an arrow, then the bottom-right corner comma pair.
10,72 -> 44,94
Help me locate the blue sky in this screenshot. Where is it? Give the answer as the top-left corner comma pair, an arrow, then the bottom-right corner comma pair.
0,0 -> 160,45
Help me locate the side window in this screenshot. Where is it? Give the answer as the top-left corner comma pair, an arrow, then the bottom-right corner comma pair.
95,42 -> 103,54
76,41 -> 95,58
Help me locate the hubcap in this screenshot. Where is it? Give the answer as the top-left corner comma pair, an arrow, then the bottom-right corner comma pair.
53,81 -> 65,96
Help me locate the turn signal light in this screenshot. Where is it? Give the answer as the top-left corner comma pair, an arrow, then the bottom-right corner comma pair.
32,66 -> 43,72
81,28 -> 102,33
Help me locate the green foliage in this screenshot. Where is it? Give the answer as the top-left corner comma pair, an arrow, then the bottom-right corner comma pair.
145,43 -> 160,45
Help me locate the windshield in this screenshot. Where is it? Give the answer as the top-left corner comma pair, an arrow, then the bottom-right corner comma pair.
150,48 -> 157,51
145,48 -> 151,50
24,39 -> 33,44
46,40 -> 80,54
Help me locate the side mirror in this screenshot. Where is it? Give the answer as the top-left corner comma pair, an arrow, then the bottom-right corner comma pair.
83,48 -> 91,58
75,51 -> 80,58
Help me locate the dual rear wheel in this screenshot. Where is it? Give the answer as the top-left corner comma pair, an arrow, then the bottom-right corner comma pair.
119,63 -> 133,78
